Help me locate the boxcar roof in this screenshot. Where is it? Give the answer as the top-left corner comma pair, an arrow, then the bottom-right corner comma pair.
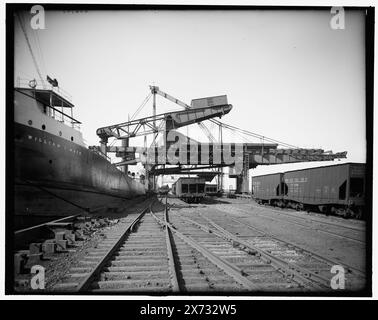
283,162 -> 365,175
174,177 -> 206,183
252,162 -> 365,179
252,172 -> 284,179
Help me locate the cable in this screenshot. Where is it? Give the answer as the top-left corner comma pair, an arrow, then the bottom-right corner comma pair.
33,26 -> 47,79
20,179 -> 90,212
232,129 -> 250,143
209,118 -> 300,149
157,88 -> 297,148
25,12 -> 46,78
130,93 -> 152,121
14,68 -> 34,79
16,12 -> 45,86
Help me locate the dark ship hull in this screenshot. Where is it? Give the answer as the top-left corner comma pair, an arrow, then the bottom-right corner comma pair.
14,88 -> 145,229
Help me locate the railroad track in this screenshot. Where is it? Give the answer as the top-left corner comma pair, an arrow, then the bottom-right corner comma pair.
170,198 -> 365,291
53,204 -> 162,292
52,196 -> 365,293
216,203 -> 366,245
247,201 -> 366,232
53,199 -> 247,292
52,197 -> 310,292
223,197 -> 365,230
163,208 -> 314,292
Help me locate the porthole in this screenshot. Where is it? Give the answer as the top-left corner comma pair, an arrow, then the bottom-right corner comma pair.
28,120 -> 32,125
42,124 -> 46,130
71,136 -> 74,141
59,131 -> 62,136
49,160 -> 52,164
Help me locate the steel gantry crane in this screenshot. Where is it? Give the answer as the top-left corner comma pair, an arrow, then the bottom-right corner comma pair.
149,86 -> 226,188
96,86 -> 347,192
96,87 -> 233,189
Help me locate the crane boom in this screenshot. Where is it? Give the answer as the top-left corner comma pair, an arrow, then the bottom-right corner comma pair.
150,86 -> 216,142
150,86 -> 191,109
96,101 -> 232,143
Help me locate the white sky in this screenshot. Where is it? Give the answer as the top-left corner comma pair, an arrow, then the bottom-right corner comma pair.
14,8 -> 367,184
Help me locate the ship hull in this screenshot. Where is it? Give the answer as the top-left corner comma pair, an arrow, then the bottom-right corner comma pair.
14,122 -> 145,229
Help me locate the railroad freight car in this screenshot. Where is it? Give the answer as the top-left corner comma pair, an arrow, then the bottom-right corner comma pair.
172,178 -> 206,203
252,163 -> 366,219
252,173 -> 285,204
205,184 -> 220,196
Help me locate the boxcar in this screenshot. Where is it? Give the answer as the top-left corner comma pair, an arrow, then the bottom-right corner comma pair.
252,163 -> 366,219
252,173 -> 286,205
283,163 -> 365,218
172,177 -> 206,203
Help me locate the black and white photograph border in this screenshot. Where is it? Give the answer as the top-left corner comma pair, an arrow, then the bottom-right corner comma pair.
2,0 -> 375,300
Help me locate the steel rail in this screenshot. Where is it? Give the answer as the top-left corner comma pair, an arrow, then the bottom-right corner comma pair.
175,212 -> 325,290
226,215 -> 366,278
197,214 -> 329,290
234,206 -> 365,245
172,214 -> 249,249
74,205 -> 150,292
163,197 -> 181,292
149,204 -> 261,291
248,202 -> 365,232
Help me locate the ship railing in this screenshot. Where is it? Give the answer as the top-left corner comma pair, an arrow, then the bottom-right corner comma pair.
16,78 -> 73,103
15,78 -> 81,130
72,123 -> 81,131
41,102 -> 82,130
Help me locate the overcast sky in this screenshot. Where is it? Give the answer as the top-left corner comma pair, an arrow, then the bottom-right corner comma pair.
14,8 -> 366,184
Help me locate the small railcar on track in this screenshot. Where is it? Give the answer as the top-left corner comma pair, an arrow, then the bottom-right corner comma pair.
205,184 -> 220,196
172,178 -> 206,203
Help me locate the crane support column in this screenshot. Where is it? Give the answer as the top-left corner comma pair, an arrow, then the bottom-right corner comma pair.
218,124 -> 223,192
100,140 -> 107,157
236,153 -> 250,194
121,138 -> 129,174
152,87 -> 157,130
